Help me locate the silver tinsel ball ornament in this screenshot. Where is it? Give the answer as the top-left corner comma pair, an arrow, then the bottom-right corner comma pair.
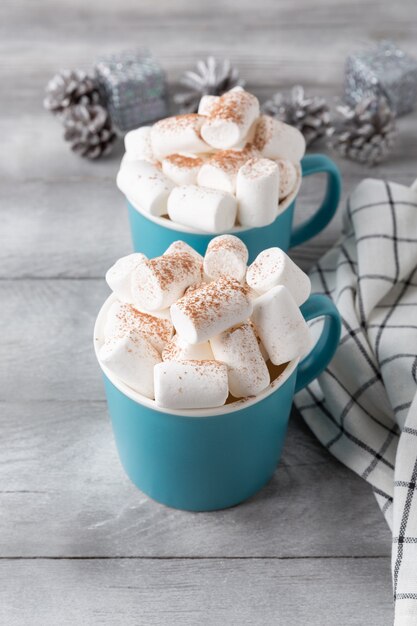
44,69 -> 101,115
344,41 -> 417,117
327,96 -> 397,166
174,56 -> 243,113
62,104 -> 116,159
262,85 -> 331,146
95,50 -> 167,132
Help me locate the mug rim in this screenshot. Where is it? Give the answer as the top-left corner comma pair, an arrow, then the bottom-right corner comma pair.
124,164 -> 302,235
94,293 -> 299,418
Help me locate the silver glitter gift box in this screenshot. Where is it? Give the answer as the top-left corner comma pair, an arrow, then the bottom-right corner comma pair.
95,50 -> 167,132
344,41 -> 417,116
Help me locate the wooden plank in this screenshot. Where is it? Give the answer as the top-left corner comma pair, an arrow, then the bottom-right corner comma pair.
0,280 -> 108,401
0,180 -> 131,278
0,0 -> 416,88
0,401 -> 391,558
0,557 -> 393,626
0,114 -> 124,181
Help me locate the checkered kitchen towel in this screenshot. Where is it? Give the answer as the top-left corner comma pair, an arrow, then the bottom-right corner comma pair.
294,178 -> 417,625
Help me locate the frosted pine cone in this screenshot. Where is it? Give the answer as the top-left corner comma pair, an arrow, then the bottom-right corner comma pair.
328,97 -> 397,165
44,69 -> 101,115
262,85 -> 331,146
62,104 -> 116,159
174,56 -> 243,113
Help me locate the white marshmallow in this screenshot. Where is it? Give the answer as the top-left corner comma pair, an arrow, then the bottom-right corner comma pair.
229,119 -> 258,151
246,247 -> 311,306
99,332 -> 161,399
249,320 -> 269,361
154,360 -> 229,409
150,114 -> 208,159
124,126 -> 156,163
197,145 -> 259,193
162,334 -> 214,362
105,253 -> 147,302
254,115 -> 306,162
184,282 -> 207,295
163,240 -> 204,273
203,235 -> 248,282
131,252 -> 201,312
276,158 -> 298,200
201,89 -> 260,150
134,306 -> 172,322
236,158 -> 279,227
167,185 -> 237,233
210,323 -> 270,398
171,277 -> 253,344
245,285 -> 261,301
116,160 -> 174,216
251,285 -> 313,365
104,301 -> 174,353
162,154 -> 203,185
198,95 -> 219,115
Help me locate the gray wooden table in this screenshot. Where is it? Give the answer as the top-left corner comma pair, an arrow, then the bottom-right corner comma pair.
2,1 -> 417,624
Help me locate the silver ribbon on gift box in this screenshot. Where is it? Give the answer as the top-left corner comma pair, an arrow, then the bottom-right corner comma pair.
95,49 -> 167,132
344,41 -> 417,117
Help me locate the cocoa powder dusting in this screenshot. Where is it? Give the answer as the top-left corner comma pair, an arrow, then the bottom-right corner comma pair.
241,157 -> 277,180
114,303 -> 173,345
185,282 -> 206,294
154,114 -> 204,134
207,144 -> 258,173
165,154 -> 203,169
218,322 -> 268,385
181,360 -> 226,376
161,337 -> 179,361
253,115 -> 275,151
208,90 -> 255,125
175,277 -> 247,324
248,250 -> 283,286
149,252 -> 199,292
207,235 -> 247,256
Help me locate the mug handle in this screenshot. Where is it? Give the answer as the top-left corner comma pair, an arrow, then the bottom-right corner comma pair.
290,154 -> 342,248
295,294 -> 342,393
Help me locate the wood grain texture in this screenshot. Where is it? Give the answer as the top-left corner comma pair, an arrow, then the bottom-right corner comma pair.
0,402 -> 391,558
0,280 -> 107,401
1,0 -> 417,85
3,0 -> 417,623
0,558 -> 393,626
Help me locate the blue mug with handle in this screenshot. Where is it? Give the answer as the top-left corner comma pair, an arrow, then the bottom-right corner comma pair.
94,293 -> 341,511
125,153 -> 341,261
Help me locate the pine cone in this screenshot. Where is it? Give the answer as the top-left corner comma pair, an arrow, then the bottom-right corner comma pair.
328,97 -> 397,165
44,69 -> 101,115
174,56 -> 243,113
62,104 -> 116,159
262,85 -> 331,146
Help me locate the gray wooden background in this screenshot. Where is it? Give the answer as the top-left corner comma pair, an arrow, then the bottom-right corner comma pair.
2,0 -> 417,624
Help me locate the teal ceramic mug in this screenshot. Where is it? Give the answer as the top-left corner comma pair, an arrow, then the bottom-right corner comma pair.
125,153 -> 341,261
94,292 -> 341,511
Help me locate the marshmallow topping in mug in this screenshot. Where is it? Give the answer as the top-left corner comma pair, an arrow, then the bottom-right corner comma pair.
98,237 -> 312,410
118,88 -> 305,233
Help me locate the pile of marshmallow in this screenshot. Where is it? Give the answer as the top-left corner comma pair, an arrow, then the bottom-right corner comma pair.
97,236 -> 313,410
117,87 -> 305,233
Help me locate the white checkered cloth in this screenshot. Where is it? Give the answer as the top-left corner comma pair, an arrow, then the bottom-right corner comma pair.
294,178 -> 417,626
